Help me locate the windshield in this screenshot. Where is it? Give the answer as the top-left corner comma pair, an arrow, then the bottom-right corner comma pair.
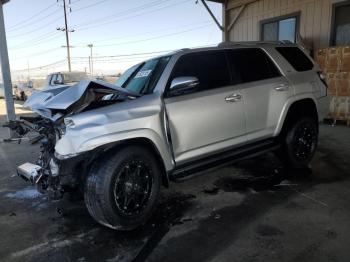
115,56 -> 171,94
63,72 -> 88,83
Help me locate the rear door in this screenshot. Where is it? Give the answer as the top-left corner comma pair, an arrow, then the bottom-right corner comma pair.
164,50 -> 247,166
226,48 -> 292,141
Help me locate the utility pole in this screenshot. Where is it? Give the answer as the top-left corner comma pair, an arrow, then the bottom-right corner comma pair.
57,0 -> 74,72
0,0 -> 16,137
63,0 -> 71,72
87,44 -> 93,77
27,61 -> 30,81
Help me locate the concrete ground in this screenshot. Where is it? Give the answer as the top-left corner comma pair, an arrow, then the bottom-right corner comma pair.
0,98 -> 350,262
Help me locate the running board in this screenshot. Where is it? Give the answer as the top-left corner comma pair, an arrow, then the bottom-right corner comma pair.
170,139 -> 280,182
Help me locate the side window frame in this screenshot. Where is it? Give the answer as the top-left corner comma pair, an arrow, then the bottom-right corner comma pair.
164,50 -> 231,98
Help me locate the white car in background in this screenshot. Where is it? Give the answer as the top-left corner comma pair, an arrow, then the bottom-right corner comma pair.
0,83 -> 4,98
41,71 -> 89,90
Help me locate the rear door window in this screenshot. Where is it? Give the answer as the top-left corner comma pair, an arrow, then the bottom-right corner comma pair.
227,48 -> 281,84
56,74 -> 63,84
50,75 -> 57,86
169,50 -> 231,94
276,47 -> 314,71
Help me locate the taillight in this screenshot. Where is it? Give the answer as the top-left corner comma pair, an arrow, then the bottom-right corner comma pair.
317,71 -> 328,97
317,71 -> 328,88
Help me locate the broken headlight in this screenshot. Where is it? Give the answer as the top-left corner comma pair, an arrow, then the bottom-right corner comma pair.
64,118 -> 75,129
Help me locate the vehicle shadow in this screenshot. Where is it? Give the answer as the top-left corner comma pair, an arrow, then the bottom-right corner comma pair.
24,144 -> 349,262
146,147 -> 350,262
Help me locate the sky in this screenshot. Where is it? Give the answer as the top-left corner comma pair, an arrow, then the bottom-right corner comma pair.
1,0 -> 222,81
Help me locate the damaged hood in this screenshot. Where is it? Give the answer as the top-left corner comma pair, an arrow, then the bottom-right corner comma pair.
25,80 -> 138,121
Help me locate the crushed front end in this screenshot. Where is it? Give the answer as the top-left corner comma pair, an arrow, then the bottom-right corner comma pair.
4,80 -> 138,200
5,116 -> 72,199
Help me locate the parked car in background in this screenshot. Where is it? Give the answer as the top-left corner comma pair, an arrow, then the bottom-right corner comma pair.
0,83 -> 4,98
13,72 -> 90,101
14,81 -> 34,101
42,71 -> 89,90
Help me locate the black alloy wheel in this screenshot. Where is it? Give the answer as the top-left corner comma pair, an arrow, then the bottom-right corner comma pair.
84,146 -> 161,230
291,121 -> 318,162
113,159 -> 153,217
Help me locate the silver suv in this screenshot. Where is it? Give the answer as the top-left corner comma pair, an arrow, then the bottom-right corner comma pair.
9,42 -> 328,230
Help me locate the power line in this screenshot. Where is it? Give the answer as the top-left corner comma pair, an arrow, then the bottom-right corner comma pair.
11,47 -> 62,61
70,0 -> 83,4
73,0 -> 168,28
7,2 -> 58,30
94,24 -> 213,48
79,0 -> 191,31
7,16 -> 62,38
12,59 -> 66,72
73,20 -> 211,46
72,0 -> 112,12
10,23 -> 214,61
9,31 -> 60,50
78,1 -> 184,31
7,8 -> 61,33
72,50 -> 177,60
9,31 -> 61,50
11,43 -> 217,73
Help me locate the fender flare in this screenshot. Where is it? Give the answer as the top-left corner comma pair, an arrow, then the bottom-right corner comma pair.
274,94 -> 318,136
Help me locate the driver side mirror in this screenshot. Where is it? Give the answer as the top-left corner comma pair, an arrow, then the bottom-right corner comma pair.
169,76 -> 199,96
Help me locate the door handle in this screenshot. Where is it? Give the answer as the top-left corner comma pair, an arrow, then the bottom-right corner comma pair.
274,84 -> 288,91
225,93 -> 242,102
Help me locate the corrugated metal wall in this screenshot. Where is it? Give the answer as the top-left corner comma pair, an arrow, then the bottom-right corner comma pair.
227,0 -> 334,51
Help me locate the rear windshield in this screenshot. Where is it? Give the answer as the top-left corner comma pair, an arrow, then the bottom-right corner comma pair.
276,47 -> 314,72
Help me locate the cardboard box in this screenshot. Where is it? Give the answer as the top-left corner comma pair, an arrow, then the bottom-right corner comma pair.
341,46 -> 350,71
337,72 -> 350,96
326,47 -> 341,72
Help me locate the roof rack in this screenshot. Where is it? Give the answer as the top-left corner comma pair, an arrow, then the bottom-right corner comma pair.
217,40 -> 293,47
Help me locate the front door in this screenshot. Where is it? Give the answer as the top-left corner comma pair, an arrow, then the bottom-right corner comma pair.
164,50 -> 247,166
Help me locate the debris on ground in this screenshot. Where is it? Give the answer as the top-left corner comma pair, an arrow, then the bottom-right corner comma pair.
203,185 -> 220,195
214,214 -> 221,220
5,187 -> 41,200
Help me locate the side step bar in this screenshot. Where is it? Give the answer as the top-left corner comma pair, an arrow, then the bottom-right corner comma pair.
170,139 -> 280,181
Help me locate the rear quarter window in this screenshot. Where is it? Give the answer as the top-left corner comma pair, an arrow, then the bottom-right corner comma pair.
276,46 -> 314,71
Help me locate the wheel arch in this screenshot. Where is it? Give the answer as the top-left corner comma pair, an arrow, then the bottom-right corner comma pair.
89,137 -> 171,188
277,97 -> 318,137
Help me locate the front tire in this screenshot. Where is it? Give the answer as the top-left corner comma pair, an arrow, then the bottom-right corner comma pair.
84,146 -> 161,230
279,117 -> 318,169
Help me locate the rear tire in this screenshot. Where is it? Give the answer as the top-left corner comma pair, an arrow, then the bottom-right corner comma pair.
278,117 -> 318,169
84,146 -> 161,230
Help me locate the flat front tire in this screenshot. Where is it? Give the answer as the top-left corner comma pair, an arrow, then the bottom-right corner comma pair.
84,146 -> 161,230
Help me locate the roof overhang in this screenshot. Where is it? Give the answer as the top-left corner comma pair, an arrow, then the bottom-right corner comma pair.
207,0 -> 258,10
1,0 -> 10,4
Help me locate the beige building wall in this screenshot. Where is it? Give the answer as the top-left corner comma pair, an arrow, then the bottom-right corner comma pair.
225,0 -> 337,52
